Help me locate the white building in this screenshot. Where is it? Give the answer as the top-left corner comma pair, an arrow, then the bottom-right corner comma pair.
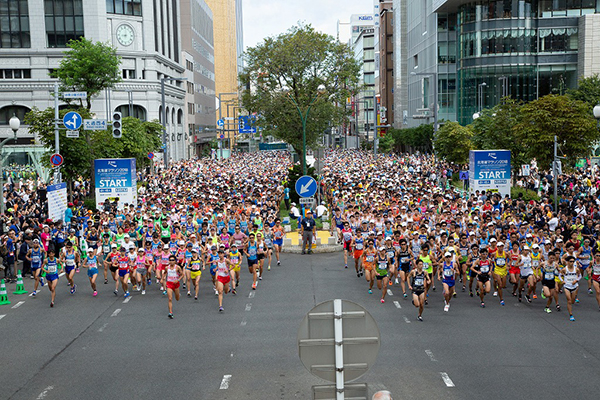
0,0 -> 199,164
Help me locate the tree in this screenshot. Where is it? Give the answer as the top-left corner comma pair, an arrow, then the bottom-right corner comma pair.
378,132 -> 395,153
240,24 -> 361,171
568,74 -> 600,111
470,98 -> 526,170
50,38 -> 121,110
514,95 -> 599,169
389,124 -> 434,153
434,121 -> 473,164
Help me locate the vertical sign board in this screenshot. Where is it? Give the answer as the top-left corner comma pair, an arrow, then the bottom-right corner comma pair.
94,158 -> 137,210
47,182 -> 68,223
469,150 -> 511,198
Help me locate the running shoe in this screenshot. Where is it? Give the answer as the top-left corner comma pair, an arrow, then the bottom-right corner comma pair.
219,306 -> 224,312
425,300 -> 428,305
76,268 -> 80,273
556,304 -> 561,311
462,286 -> 466,292
182,283 -> 186,289
194,296 -> 197,300
444,304 -> 449,312
104,279 -> 108,284
453,292 -> 457,298
500,300 -> 505,306
70,287 -> 74,295
470,291 -> 473,297
40,277 -> 45,287
114,290 -> 118,296
168,313 -> 173,319
481,302 -> 485,308
388,280 -> 392,286
395,278 -> 399,284
569,315 -> 575,321
259,275 -> 262,281
526,295 -> 532,304
518,294 -> 522,303
588,288 -> 593,295
214,289 -> 219,296
147,279 -> 152,286
93,291 -> 97,297
512,291 -> 517,297
532,294 -> 538,300
162,290 -> 167,295
142,290 -> 146,295
544,307 -> 552,313
277,261 -> 281,266
50,301 -> 54,307
417,316 -> 423,321
345,264 -> 348,269
541,292 -> 546,299
252,283 -> 256,290
124,292 -> 130,298
73,284 -> 77,293
403,293 -> 407,299
575,298 -> 580,304
232,289 -> 237,295
493,291 -> 498,297
160,286 -> 164,291
268,265 -> 271,271
380,298 -> 385,303
432,286 -> 436,291
31,291 -> 36,297
368,289 -> 372,294
357,272 -> 360,278
187,291 -> 191,297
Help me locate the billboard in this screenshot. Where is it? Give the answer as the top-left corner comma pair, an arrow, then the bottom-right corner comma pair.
47,182 -> 67,223
469,150 -> 511,198
94,158 -> 137,210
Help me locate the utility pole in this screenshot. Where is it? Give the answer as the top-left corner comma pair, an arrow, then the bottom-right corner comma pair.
553,135 -> 558,212
54,82 -> 61,183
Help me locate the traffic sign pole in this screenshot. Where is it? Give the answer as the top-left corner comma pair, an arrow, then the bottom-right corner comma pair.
333,299 -> 345,400
54,82 -> 60,183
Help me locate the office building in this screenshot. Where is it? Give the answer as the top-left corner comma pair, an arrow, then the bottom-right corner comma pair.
402,0 -> 600,127
0,0 -> 194,163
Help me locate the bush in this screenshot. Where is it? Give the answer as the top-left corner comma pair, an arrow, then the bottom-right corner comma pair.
511,186 -> 539,202
84,197 -> 97,212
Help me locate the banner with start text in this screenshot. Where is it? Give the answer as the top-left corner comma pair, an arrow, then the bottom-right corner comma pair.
94,158 -> 137,210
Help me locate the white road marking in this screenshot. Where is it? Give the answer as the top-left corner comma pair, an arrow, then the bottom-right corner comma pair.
248,292 -> 255,298
111,309 -> 121,317
230,353 -> 234,358
98,323 -> 108,332
403,316 -> 411,324
0,314 -> 5,321
425,350 -> 438,362
123,296 -> 132,304
440,372 -> 455,387
36,385 -> 54,399
393,301 -> 401,309
245,303 -> 252,311
12,301 -> 25,309
240,318 -> 247,326
387,289 -> 393,296
219,374 -> 232,389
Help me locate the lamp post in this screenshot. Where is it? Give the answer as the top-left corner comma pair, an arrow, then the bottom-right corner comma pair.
473,82 -> 487,120
411,71 -> 438,138
161,77 -> 187,169
283,84 -> 327,175
1,115 -> 19,214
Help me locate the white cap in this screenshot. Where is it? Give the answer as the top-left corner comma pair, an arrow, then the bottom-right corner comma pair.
556,238 -> 563,242
378,246 -> 385,251
523,245 -> 530,250
444,252 -> 452,257
490,238 -> 497,242
497,241 -> 504,246
526,233 -> 532,237
532,244 -> 540,249
178,240 -> 185,245
111,243 -> 117,248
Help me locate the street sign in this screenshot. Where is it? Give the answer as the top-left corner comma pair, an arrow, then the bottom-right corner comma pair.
219,133 -> 225,140
148,152 -> 154,160
50,153 -> 64,167
62,91 -> 87,99
521,164 -> 530,176
63,111 -> 82,130
224,117 -> 235,120
459,171 -> 469,180
299,197 -> 314,206
66,130 -> 79,138
239,115 -> 257,134
295,175 -> 317,198
298,299 -> 380,391
84,119 -> 107,130
216,119 -> 224,128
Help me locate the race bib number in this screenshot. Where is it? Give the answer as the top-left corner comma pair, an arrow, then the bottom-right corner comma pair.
496,258 -> 505,266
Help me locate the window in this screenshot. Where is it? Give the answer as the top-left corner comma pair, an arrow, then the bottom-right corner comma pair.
187,82 -> 194,94
363,73 -> 375,85
106,0 -> 141,16
122,69 -> 136,79
413,54 -> 419,69
0,0 -> 31,48
363,49 -> 375,60
115,104 -> 146,121
45,0 -> 84,48
186,60 -> 194,71
0,105 -> 30,125
363,36 -> 374,48
1,69 -> 31,79
187,102 -> 194,115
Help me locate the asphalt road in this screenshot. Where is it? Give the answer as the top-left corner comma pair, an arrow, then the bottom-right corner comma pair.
2,252 -> 600,400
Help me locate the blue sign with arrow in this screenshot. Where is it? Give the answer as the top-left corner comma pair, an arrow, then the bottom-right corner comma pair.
295,175 -> 317,198
217,119 -> 224,128
63,111 -> 82,130
459,171 -> 469,180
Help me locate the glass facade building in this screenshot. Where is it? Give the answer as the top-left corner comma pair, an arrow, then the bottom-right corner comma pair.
403,0 -> 600,126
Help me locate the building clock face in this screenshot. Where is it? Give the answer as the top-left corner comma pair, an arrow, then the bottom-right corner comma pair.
116,24 -> 134,46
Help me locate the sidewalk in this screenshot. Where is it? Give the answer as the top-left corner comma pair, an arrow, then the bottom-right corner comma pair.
282,230 -> 342,253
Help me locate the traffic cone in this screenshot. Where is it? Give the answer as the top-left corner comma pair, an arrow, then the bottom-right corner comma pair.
13,271 -> 28,295
0,279 -> 10,305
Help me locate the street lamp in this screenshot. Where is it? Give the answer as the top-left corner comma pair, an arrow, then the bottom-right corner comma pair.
161,77 -> 187,169
1,115 -> 20,214
411,71 -> 438,139
474,82 -> 487,120
283,84 -> 327,175
593,104 -> 600,120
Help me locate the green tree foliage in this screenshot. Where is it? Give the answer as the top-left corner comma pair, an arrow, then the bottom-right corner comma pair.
378,133 -> 395,153
434,121 -> 473,164
50,38 -> 121,110
240,24 -> 361,171
287,164 -> 316,204
388,124 -> 434,153
568,74 -> 600,111
514,95 -> 599,169
24,108 -> 162,183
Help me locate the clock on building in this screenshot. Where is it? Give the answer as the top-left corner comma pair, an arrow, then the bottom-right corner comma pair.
116,24 -> 134,46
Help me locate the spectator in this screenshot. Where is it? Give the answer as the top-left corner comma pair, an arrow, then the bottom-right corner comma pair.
300,210 -> 316,255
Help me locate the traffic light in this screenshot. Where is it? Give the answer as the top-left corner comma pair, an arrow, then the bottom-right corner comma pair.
112,111 -> 122,138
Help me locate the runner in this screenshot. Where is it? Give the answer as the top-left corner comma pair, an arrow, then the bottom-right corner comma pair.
117,246 -> 131,298
439,251 -> 459,312
134,248 -> 149,295
471,247 -> 492,308
541,251 -> 560,313
341,222 -> 353,269
517,246 -> 535,304
42,248 -> 60,307
165,255 -> 183,319
83,248 -> 99,296
408,259 -> 430,321
189,248 -> 203,300
351,228 -> 365,277
362,240 -> 377,294
229,243 -> 242,288
560,256 -> 582,321
492,241 -> 508,306
215,249 -> 236,312
61,241 -> 79,295
244,234 -> 259,290
589,252 -> 600,311
272,219 -> 284,266
104,243 -> 120,295
396,238 -> 412,298
26,238 -> 45,297
375,246 -> 390,303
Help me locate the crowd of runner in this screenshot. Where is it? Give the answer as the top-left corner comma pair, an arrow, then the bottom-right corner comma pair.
2,148 -> 600,322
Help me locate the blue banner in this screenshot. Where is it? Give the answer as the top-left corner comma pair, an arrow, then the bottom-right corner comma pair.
94,158 -> 137,209
469,150 -> 511,198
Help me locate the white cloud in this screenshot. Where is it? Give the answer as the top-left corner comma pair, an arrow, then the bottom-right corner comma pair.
242,0 -> 372,50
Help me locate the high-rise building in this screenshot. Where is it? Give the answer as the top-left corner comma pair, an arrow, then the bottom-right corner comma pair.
180,0 -> 216,157
401,0 -> 600,127
204,0 -> 243,150
0,0 -> 190,163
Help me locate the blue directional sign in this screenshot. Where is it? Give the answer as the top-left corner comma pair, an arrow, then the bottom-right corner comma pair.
217,119 -> 224,128
63,111 -> 82,130
239,115 -> 257,134
459,171 -> 469,180
295,175 -> 317,198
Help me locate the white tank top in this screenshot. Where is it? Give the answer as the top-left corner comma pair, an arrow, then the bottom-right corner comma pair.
166,267 -> 179,282
562,266 -> 579,290
216,260 -> 229,277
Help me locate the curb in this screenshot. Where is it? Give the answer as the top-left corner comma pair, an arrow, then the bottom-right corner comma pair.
282,245 -> 343,254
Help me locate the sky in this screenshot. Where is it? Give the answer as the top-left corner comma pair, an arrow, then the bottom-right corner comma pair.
242,0 -> 372,49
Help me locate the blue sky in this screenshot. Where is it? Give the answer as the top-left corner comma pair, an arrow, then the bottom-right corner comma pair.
242,0 -> 371,49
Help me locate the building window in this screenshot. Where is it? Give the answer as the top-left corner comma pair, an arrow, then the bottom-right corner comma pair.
1,69 -> 31,79
115,104 -> 147,121
187,102 -> 194,115
122,69 -> 136,79
0,105 -> 30,124
44,0 -> 84,48
0,0 -> 30,48
106,0 -> 142,16
413,54 -> 418,69
187,82 -> 194,94
186,60 -> 193,71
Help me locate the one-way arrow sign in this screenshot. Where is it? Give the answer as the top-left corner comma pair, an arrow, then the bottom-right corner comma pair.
295,175 -> 317,198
